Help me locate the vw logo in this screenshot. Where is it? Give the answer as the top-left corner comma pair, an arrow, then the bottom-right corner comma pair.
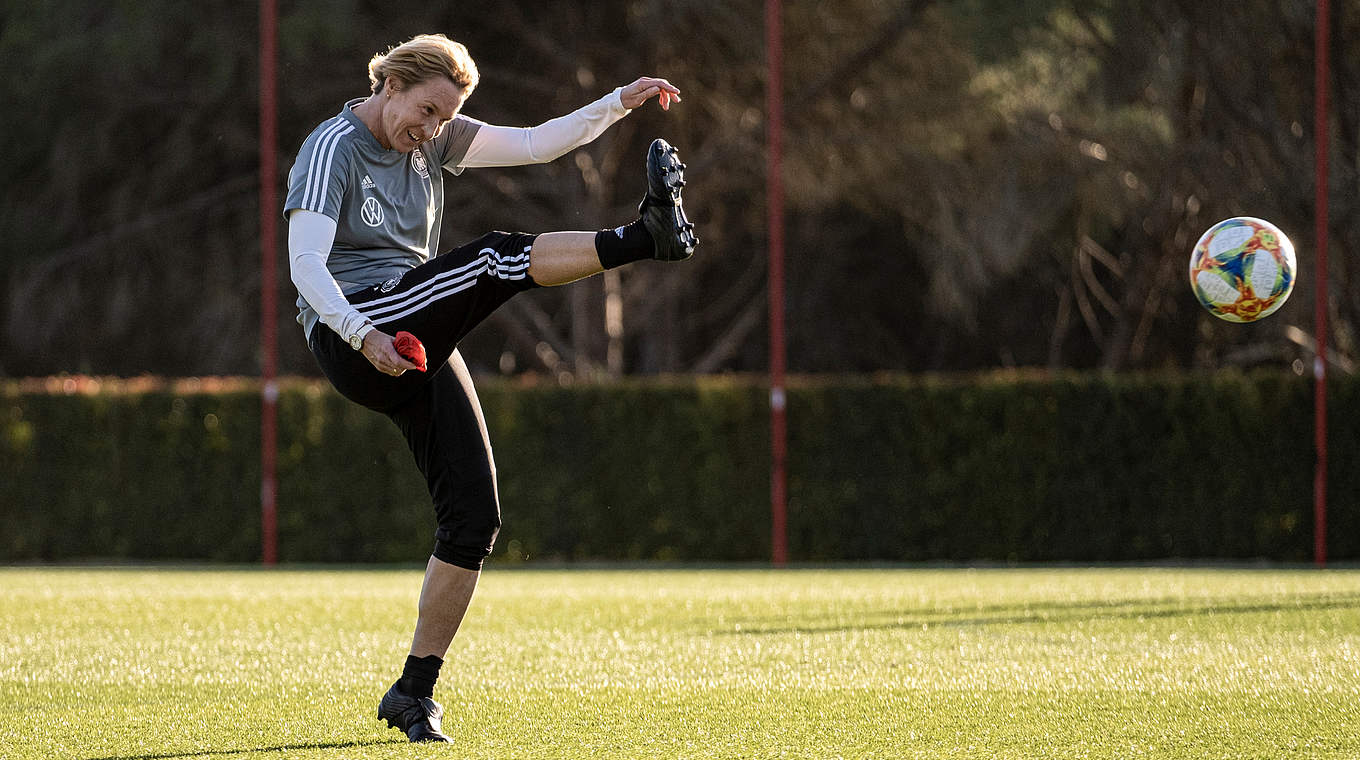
361,196 -> 384,227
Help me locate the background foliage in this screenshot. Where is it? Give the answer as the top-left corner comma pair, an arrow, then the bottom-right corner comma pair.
1,0 -> 1356,379
3,373 -> 1353,563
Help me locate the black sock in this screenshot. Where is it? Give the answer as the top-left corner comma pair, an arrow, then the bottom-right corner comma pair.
398,654 -> 443,699
595,219 -> 654,269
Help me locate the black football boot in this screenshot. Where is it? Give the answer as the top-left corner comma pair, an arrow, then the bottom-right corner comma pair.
377,681 -> 453,743
639,138 -> 699,261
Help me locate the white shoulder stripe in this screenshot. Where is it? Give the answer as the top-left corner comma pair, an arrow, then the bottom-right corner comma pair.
313,123 -> 355,212
301,120 -> 344,211
302,119 -> 353,213
301,119 -> 345,211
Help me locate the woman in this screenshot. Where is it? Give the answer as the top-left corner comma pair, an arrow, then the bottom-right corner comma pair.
284,33 -> 696,743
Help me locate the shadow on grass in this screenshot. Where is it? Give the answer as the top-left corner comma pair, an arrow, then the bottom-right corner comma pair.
717,591 -> 1360,635
84,738 -> 406,760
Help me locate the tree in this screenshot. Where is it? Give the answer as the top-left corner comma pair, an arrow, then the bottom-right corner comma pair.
0,0 -> 1352,377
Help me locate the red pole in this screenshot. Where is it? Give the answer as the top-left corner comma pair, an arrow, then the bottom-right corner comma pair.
766,0 -> 788,567
1313,0 -> 1329,568
259,0 -> 279,566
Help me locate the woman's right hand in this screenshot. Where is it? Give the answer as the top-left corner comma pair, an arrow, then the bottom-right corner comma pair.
361,329 -> 420,376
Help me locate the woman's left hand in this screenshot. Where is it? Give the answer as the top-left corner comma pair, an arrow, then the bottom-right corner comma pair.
619,77 -> 682,111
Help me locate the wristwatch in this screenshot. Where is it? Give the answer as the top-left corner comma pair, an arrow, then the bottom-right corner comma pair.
348,321 -> 374,351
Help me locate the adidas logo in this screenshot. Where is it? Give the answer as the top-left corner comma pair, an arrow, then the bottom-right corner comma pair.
361,174 -> 376,189
614,226 -> 626,238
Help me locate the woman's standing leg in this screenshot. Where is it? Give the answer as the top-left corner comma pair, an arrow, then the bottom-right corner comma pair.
378,349 -> 499,743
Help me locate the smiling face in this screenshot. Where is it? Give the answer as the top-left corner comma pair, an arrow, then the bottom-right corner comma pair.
377,76 -> 467,153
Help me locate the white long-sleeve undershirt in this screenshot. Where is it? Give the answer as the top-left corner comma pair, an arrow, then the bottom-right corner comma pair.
288,209 -> 374,343
454,87 -> 631,169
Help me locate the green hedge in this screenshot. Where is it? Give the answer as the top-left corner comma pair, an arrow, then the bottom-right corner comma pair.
1,372 -> 1352,563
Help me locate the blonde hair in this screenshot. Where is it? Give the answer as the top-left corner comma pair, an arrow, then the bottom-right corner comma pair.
367,34 -> 479,95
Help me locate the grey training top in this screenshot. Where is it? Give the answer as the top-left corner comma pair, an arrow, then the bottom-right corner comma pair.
284,100 -> 481,338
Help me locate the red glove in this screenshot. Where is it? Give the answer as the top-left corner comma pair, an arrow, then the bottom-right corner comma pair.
393,331 -> 428,372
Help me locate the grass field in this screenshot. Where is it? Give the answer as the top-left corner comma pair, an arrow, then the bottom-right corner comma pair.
2,566 -> 1358,759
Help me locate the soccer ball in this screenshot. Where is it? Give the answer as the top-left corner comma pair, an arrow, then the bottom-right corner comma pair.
1188,217 -> 1297,323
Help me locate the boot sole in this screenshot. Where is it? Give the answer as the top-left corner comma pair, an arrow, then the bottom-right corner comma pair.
642,139 -> 698,260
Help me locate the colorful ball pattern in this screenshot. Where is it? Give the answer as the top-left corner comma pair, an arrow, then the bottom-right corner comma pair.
1188,217 -> 1296,323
